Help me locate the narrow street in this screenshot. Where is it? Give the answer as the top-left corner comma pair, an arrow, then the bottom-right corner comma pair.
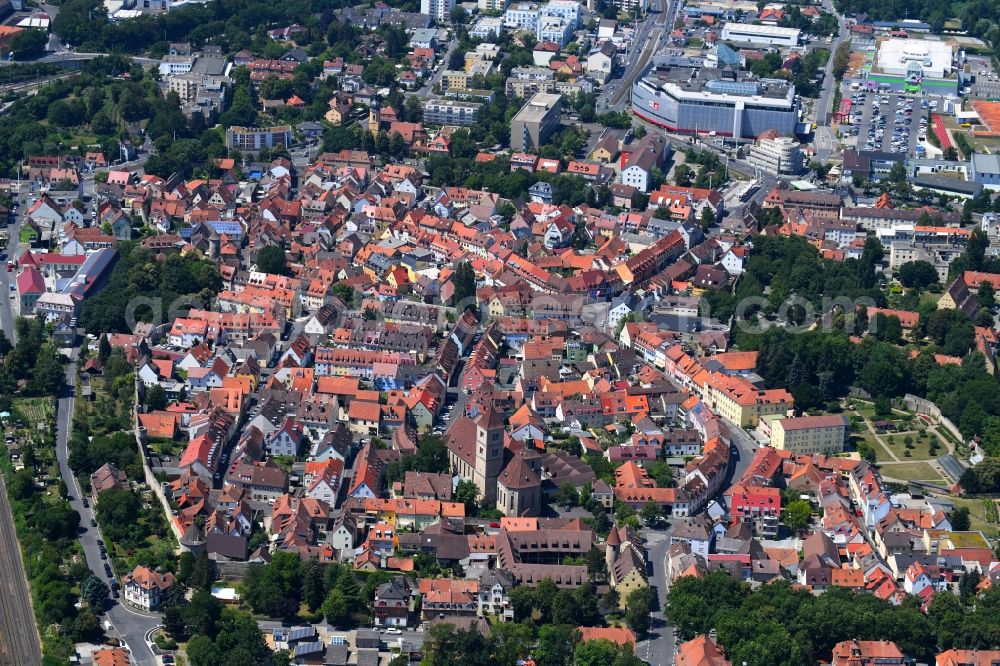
52,349 -> 160,664
636,526 -> 675,666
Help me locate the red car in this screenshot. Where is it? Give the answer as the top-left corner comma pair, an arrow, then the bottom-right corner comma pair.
5,262 -> 11,272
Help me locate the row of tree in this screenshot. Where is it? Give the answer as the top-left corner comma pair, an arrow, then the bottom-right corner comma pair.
666,572 -> 995,664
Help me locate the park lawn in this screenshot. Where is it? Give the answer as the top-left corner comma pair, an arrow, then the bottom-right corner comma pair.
854,431 -> 895,463
880,433 -> 941,461
949,497 -> 999,539
875,462 -> 945,483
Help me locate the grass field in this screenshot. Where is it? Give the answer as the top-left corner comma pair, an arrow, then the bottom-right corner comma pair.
950,497 -> 999,538
876,462 -> 946,483
881,433 -> 942,461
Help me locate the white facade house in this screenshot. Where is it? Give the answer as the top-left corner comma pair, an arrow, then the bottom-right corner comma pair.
586,42 -> 616,83
620,150 -> 657,193
123,566 -> 174,611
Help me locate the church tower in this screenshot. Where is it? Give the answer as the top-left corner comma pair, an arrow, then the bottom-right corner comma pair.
474,406 -> 505,505
368,99 -> 381,138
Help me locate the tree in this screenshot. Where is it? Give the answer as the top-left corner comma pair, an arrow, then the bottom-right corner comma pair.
584,546 -> 607,583
625,587 -> 655,637
454,479 -> 479,514
888,161 -> 907,185
322,588 -> 351,626
951,506 -> 970,531
244,551 -> 302,618
536,624 -> 578,666
640,500 -> 664,526
185,634 -> 220,666
574,639 -> 620,666
898,260 -> 939,290
80,575 -> 109,611
302,560 -> 327,613
979,281 -> 996,309
11,29 -> 47,60
699,206 -> 715,231
0,330 -> 11,356
146,384 -> 168,411
164,605 -> 186,640
555,483 -> 580,508
189,549 -> 215,591
452,261 -> 476,309
783,499 -> 812,532
255,244 -> 288,276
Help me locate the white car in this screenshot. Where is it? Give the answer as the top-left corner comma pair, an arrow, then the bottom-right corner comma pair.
385,628 -> 402,635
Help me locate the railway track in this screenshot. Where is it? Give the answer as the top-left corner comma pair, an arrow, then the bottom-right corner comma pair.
0,474 -> 42,666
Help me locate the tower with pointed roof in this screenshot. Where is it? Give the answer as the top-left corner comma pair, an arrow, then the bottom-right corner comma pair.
474,406 -> 505,505
369,98 -> 381,138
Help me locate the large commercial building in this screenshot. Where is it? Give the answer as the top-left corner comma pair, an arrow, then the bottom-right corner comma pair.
747,132 -> 804,176
510,92 -> 562,151
720,23 -> 800,47
876,38 -> 953,80
767,414 -> 850,454
631,60 -> 798,138
423,98 -> 482,126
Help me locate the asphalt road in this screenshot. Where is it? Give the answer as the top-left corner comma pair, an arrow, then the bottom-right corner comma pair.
811,0 -> 848,162
635,526 -> 675,666
52,349 -> 160,665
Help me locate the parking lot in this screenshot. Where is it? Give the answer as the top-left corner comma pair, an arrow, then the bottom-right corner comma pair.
848,91 -> 929,156
967,54 -> 1000,100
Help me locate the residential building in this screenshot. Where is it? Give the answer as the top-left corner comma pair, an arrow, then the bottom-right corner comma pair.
768,414 -> 850,454
225,125 -> 292,152
423,99 -> 482,126
420,0 -> 454,21
510,92 -> 562,151
122,566 -> 175,611
831,640 -> 905,666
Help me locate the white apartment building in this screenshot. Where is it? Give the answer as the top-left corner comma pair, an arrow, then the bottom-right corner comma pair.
421,0 -> 455,21
478,0 -> 509,11
747,135 -> 803,176
537,15 -> 573,46
504,2 -> 540,30
541,0 -> 580,27
612,0 -> 648,15
158,55 -> 194,77
471,16 -> 504,39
